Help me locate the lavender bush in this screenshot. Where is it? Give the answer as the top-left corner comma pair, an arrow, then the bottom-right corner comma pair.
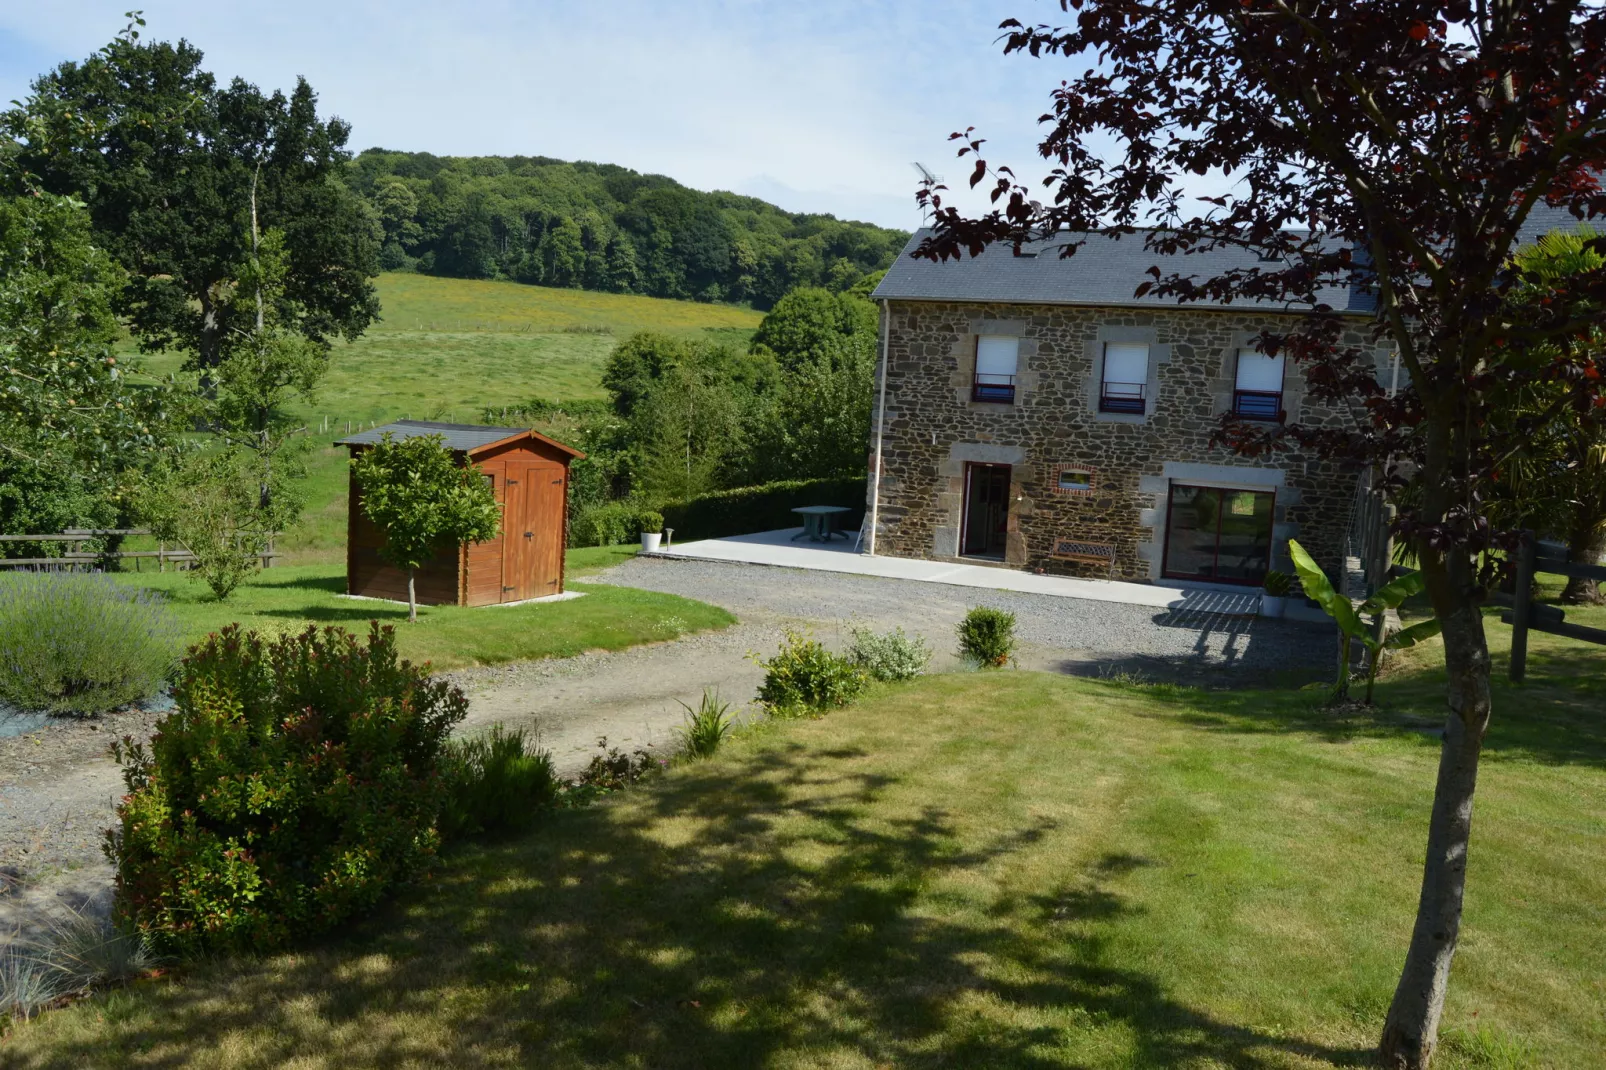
0,572 -> 181,715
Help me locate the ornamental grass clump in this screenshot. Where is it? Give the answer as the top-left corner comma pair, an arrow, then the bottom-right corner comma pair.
107,622 -> 466,956
0,900 -> 159,1024
678,688 -> 736,759
438,724 -> 560,839
0,572 -> 181,715
957,607 -> 1017,668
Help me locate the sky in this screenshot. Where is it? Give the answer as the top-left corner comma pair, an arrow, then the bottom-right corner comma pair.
0,1 -> 1085,232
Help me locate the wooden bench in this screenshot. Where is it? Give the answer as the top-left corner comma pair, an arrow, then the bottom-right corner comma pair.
1050,539 -> 1118,578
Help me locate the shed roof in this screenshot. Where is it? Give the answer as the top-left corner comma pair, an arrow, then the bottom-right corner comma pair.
336,420 -> 583,458
872,205 -> 1598,315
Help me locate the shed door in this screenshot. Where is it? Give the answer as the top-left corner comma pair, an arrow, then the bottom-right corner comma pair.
505,462 -> 565,602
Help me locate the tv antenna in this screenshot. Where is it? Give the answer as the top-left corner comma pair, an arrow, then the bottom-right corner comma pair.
911,162 -> 943,221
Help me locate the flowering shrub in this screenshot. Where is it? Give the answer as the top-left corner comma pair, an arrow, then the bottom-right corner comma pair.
107,622 -> 466,955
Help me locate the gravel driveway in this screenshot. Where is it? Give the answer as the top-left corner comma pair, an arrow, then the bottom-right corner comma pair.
592,554 -> 1336,683
0,554 -> 1332,946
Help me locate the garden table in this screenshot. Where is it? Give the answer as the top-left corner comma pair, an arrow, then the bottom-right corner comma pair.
790,505 -> 852,542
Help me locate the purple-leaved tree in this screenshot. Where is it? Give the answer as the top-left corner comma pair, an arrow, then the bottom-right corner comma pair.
915,3 -> 1606,1067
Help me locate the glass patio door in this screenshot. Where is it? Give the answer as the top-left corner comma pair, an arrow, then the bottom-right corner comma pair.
1162,485 -> 1275,584
962,463 -> 1011,559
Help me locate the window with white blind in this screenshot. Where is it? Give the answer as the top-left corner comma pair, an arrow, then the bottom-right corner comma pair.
1233,348 -> 1286,420
1099,342 -> 1149,414
972,336 -> 1019,403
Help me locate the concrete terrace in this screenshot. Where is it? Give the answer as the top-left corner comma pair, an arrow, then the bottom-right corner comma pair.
648,528 -> 1319,620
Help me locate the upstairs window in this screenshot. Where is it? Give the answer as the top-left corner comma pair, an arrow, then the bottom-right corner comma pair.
1099,342 -> 1149,414
972,336 -> 1019,404
1233,348 -> 1286,421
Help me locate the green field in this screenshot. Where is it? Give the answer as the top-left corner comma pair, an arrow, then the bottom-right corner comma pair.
107,549 -> 731,672
125,273 -> 764,563
136,272 -> 763,428
10,619 -> 1602,1068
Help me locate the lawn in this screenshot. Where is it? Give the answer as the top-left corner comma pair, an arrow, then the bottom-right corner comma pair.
110,553 -> 732,672
8,620 -> 1601,1067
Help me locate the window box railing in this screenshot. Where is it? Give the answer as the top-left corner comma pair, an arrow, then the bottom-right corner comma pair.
1099,381 -> 1147,415
972,373 -> 1016,404
1232,389 -> 1284,421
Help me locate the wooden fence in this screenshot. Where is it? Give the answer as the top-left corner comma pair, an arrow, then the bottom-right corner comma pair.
0,529 -> 278,572
1501,531 -> 1606,682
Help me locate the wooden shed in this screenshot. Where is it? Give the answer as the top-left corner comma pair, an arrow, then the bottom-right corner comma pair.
337,420 -> 584,607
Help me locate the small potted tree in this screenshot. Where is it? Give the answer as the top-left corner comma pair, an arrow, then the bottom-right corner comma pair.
1260,570 -> 1293,618
638,510 -> 665,553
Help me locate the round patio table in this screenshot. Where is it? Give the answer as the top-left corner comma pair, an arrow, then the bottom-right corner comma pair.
790,505 -> 852,542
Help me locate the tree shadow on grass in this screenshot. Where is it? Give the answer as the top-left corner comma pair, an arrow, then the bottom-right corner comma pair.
246,572 -> 348,594
25,743 -> 1374,1069
256,605 -> 413,624
1142,643 -> 1606,771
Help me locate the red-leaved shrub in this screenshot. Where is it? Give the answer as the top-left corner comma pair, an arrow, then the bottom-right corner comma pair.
107,622 -> 465,955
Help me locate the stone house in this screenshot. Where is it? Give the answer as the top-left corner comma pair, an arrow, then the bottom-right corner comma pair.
865,231 -> 1390,588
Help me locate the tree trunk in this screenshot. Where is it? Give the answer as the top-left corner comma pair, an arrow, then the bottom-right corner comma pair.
1334,631 -> 1352,701
1560,526 -> 1605,605
407,568 -> 417,623
1379,549 -> 1492,1070
198,286 -> 223,372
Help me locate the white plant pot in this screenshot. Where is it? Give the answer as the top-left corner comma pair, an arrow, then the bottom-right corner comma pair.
640,532 -> 662,553
1259,594 -> 1286,619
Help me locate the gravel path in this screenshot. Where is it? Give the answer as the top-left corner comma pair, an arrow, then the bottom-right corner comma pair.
593,554 -> 1335,682
0,555 -> 1332,946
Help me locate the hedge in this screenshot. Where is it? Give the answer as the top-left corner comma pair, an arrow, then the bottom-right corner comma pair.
660,477 -> 866,542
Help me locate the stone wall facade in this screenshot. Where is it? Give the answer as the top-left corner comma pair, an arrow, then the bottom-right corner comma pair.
866,300 -> 1381,584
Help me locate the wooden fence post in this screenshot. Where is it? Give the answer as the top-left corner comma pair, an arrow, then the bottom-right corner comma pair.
1509,530 -> 1536,683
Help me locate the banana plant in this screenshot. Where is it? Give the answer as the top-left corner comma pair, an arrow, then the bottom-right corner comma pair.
1287,539 -> 1443,703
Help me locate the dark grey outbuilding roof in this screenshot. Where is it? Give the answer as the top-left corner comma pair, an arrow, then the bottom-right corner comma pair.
336,420 -> 529,453
872,228 -> 1377,314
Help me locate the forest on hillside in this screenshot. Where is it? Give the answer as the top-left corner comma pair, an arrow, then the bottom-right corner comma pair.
345,150 -> 910,309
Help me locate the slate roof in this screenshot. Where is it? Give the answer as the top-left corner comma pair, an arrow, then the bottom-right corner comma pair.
1515,200 -> 1601,246
873,205 -> 1599,315
871,229 -> 1377,314
337,420 -> 537,454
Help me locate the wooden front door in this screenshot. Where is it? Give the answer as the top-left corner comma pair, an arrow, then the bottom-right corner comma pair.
503,462 -> 565,601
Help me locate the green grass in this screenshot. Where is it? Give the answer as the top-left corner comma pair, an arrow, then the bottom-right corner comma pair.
9,621 -> 1601,1067
122,273 -> 763,564
563,543 -> 645,578
1531,569 -> 1606,631
134,273 -> 762,429
109,559 -> 732,672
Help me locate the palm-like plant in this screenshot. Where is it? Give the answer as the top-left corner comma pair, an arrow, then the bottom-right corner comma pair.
1288,540 -> 1442,704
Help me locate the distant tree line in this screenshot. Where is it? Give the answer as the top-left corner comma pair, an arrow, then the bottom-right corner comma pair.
345,150 -> 909,309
